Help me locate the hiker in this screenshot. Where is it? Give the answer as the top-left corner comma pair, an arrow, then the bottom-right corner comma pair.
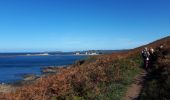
149,47 -> 156,65
141,47 -> 150,70
155,44 -> 164,58
149,47 -> 154,54
158,44 -> 164,51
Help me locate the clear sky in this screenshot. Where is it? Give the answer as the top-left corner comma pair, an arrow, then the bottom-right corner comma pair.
0,0 -> 169,52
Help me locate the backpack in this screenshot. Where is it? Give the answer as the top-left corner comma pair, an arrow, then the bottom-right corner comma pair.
142,50 -> 150,59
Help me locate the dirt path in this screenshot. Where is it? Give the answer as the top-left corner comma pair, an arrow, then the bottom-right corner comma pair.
124,70 -> 147,100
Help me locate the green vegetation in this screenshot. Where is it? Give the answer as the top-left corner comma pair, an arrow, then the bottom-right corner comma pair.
60,55 -> 142,100
1,36 -> 169,100
0,51 -> 143,100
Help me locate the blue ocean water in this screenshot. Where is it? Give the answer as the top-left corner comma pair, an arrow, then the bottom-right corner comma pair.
0,55 -> 86,83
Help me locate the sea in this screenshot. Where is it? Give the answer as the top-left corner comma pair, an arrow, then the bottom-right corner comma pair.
0,54 -> 86,83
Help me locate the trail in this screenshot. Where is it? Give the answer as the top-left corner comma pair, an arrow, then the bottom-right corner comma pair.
124,70 -> 147,100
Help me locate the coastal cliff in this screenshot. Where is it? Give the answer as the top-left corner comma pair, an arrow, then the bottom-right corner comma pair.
0,36 -> 169,100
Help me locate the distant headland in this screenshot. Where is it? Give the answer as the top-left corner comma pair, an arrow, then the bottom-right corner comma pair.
0,49 -> 129,57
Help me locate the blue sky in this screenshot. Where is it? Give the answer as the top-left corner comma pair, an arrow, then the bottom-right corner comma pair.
0,0 -> 169,52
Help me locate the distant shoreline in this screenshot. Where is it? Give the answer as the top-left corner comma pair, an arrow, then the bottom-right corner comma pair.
0,54 -> 78,57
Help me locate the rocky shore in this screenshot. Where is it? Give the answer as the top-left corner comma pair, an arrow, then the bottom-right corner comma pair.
41,65 -> 68,74
0,65 -> 69,93
0,84 -> 18,93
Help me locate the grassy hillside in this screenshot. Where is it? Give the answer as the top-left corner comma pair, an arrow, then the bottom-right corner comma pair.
0,36 -> 169,100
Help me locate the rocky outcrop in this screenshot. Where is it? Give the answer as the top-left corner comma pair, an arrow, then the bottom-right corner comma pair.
41,66 -> 68,74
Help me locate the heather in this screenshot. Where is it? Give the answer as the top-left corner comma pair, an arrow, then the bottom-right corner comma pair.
0,36 -> 169,100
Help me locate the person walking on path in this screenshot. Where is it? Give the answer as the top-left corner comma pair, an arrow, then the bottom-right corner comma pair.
141,47 -> 150,70
149,47 -> 156,65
